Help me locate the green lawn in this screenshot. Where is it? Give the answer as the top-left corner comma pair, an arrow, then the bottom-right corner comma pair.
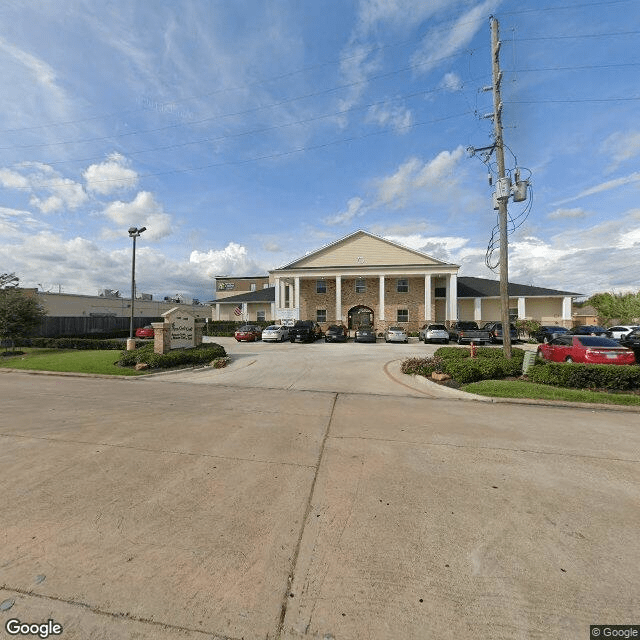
462,379 -> 640,406
0,348 -> 146,376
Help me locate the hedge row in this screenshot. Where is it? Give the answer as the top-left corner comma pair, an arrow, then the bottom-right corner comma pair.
18,337 -> 126,350
402,347 -> 526,384
527,361 -> 640,391
118,343 -> 226,369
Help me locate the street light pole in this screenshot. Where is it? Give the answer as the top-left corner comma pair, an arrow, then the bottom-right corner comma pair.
128,226 -> 146,345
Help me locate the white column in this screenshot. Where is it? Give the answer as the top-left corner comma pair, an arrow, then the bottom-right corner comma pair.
287,283 -> 292,308
335,275 -> 342,322
562,296 -> 572,321
518,296 -> 526,319
270,302 -> 275,321
447,274 -> 458,321
424,275 -> 431,322
379,275 -> 385,321
294,276 -> 300,310
215,303 -> 221,321
274,277 -> 280,310
474,297 -> 482,322
242,302 -> 248,320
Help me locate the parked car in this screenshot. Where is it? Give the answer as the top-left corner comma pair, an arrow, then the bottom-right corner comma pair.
605,325 -> 640,340
567,325 -> 608,337
419,324 -> 449,344
447,321 -> 492,344
354,326 -> 377,343
324,325 -> 348,343
261,325 -> 289,342
619,327 -> 640,358
534,325 -> 569,343
234,325 -> 262,342
482,321 -> 518,344
384,326 -> 408,343
135,325 -> 154,339
537,335 -> 635,365
289,320 -> 323,343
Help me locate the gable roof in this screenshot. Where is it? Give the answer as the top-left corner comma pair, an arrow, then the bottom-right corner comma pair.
457,276 -> 581,298
274,230 -> 455,270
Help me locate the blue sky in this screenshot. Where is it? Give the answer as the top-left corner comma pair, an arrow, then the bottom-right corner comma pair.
1,0 -> 639,301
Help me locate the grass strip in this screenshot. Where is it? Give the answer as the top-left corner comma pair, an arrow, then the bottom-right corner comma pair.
462,379 -> 640,406
0,349 -> 146,376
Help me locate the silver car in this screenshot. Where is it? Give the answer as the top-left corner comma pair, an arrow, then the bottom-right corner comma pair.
261,325 -> 289,342
419,323 -> 450,344
384,326 -> 408,343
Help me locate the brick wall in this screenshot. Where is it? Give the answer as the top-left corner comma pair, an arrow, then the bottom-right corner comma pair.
299,276 -> 436,333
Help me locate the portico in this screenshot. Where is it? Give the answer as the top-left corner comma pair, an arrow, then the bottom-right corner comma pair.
270,231 -> 459,331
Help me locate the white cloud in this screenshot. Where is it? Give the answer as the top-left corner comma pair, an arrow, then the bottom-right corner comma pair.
441,72 -> 462,92
367,103 -> 413,132
547,207 -> 588,220
601,130 -> 640,170
376,146 -> 465,208
411,0 -> 500,73
29,177 -> 87,213
84,153 -> 139,195
554,171 -> 640,205
384,233 -> 469,262
324,197 -> 366,225
102,191 -> 173,240
0,169 -> 30,189
190,242 -> 264,277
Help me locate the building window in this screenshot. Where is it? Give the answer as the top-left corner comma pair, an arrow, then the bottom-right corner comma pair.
434,287 -> 446,298
355,278 -> 366,293
250,283 -> 256,292
316,309 -> 327,323
316,280 -> 326,294
509,308 -> 518,321
263,283 -> 269,289
257,310 -> 265,321
397,278 -> 409,293
397,309 -> 409,322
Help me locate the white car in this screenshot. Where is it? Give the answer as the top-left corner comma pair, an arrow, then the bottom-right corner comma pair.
384,326 -> 408,343
606,325 -> 640,340
419,323 -> 450,344
261,325 -> 289,342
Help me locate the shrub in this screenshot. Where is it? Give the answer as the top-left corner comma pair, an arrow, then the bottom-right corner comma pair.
403,346 -> 526,383
117,343 -> 227,369
17,337 -> 126,350
528,362 -> 640,391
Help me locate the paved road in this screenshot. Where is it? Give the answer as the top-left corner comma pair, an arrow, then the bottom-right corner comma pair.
0,343 -> 638,640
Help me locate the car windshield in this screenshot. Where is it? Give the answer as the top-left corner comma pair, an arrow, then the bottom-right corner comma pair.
428,325 -> 447,330
264,326 -> 278,331
576,337 -> 621,347
388,327 -> 404,332
544,326 -> 566,332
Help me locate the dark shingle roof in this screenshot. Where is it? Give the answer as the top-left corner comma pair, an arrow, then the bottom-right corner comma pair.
457,277 -> 581,298
214,287 -> 275,303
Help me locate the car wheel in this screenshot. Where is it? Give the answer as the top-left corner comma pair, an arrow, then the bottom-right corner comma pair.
565,356 -> 574,363
543,336 -> 549,343
423,336 -> 428,344
457,337 -> 463,345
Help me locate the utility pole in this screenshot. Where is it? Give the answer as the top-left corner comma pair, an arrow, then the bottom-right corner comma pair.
490,16 -> 512,359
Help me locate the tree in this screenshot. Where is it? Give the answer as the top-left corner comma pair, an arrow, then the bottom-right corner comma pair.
587,292 -> 640,324
0,289 -> 47,349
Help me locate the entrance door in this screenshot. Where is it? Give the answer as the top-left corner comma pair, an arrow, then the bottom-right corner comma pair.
348,305 -> 374,329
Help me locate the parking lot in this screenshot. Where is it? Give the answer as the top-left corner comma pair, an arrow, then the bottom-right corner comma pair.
0,339 -> 638,640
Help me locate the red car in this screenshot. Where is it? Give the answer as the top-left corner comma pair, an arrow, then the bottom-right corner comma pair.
135,325 -> 154,339
537,335 -> 636,365
234,325 -> 262,342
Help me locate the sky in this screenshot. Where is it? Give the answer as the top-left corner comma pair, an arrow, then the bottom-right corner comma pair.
1,0 -> 639,302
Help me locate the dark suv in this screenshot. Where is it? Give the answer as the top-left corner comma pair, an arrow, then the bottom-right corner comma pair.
482,321 -> 518,344
289,320 -> 323,343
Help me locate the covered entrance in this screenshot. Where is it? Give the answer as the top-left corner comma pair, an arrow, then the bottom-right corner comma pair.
348,305 -> 374,329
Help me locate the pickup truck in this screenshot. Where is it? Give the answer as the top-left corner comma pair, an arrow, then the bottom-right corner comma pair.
447,321 -> 492,345
289,320 -> 323,343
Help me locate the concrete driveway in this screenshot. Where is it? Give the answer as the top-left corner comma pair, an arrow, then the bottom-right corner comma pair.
0,340 -> 638,640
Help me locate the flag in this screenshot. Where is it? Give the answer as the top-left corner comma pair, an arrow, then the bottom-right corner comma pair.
234,306 -> 242,316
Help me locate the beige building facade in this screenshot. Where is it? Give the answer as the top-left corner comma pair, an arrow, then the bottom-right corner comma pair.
212,231 -> 579,331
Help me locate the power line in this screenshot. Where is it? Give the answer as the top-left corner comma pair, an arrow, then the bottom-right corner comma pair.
0,49 -> 474,152
4,111 -> 473,189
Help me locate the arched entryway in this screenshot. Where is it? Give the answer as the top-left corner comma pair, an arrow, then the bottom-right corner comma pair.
348,305 -> 374,329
